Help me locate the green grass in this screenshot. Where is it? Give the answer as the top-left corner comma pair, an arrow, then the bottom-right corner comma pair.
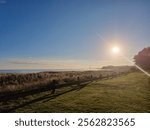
1,72 -> 150,113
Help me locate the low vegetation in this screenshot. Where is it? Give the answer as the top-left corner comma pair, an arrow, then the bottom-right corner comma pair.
1,69 -> 149,113
0,66 -> 134,94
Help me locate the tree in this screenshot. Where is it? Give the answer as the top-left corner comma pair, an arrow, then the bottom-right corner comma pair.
134,47 -> 150,70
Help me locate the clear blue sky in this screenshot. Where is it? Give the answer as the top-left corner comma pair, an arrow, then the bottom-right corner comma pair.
0,0 -> 150,69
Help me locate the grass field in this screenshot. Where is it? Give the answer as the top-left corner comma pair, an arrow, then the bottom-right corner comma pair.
0,72 -> 150,113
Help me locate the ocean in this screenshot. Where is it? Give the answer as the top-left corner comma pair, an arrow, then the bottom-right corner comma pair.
0,69 -> 87,74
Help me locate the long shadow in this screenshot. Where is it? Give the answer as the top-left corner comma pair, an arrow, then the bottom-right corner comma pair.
0,80 -> 94,102
1,82 -> 90,113
0,85 -> 51,102
0,73 -> 129,102
76,81 -> 92,91
42,82 -> 89,103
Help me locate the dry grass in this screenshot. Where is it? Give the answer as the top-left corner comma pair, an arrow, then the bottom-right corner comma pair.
0,68 -> 131,93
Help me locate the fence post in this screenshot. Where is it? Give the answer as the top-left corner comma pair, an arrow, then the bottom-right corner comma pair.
51,80 -> 57,94
77,76 -> 80,86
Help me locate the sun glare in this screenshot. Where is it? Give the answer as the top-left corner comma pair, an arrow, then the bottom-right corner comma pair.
112,47 -> 120,54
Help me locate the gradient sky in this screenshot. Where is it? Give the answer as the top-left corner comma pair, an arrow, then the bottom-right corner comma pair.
0,0 -> 150,69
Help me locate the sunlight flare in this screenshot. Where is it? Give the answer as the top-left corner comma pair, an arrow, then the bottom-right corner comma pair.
112,46 -> 120,54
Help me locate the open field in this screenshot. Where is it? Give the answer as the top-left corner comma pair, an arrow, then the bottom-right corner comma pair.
0,72 -> 150,113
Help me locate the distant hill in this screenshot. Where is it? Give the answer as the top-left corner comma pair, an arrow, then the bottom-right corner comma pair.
101,65 -> 136,71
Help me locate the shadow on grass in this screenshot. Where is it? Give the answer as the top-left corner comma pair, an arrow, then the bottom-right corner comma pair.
1,82 -> 91,113
0,80 -> 95,102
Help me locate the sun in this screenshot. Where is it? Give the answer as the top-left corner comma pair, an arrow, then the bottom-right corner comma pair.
112,46 -> 120,54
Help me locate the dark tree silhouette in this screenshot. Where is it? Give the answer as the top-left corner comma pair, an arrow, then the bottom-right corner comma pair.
134,47 -> 150,70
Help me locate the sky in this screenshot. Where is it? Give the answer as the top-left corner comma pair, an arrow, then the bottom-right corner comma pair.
0,0 -> 150,69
